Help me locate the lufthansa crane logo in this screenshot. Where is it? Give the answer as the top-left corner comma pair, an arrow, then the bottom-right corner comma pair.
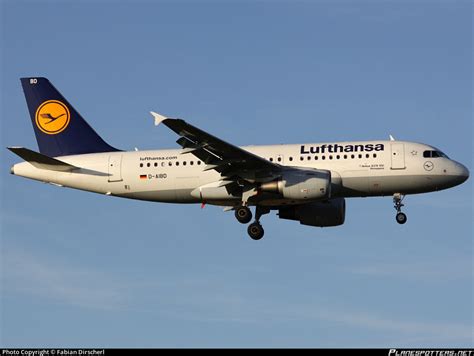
35,100 -> 70,135
423,161 -> 434,171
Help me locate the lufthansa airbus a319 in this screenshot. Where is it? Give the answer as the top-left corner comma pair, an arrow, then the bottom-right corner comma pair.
9,78 -> 470,240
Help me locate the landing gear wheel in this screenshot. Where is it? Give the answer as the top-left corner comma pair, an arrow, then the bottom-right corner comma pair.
247,222 -> 264,240
396,212 -> 407,225
235,206 -> 252,224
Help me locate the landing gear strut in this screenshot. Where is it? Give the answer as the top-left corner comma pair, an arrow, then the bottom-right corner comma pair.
246,206 -> 270,240
393,193 -> 407,225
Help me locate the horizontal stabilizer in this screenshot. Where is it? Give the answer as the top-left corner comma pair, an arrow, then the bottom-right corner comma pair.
8,147 -> 80,172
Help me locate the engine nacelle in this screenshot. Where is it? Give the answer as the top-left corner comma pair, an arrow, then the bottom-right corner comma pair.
278,198 -> 346,227
261,169 -> 331,201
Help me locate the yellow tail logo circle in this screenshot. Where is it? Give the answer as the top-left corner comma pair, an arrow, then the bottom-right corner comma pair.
35,100 -> 70,135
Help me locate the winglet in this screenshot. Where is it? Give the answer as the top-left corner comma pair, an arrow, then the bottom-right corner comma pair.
151,111 -> 168,126
389,134 -> 395,141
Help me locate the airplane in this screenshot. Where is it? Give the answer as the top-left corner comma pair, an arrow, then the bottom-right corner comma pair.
8,77 -> 470,240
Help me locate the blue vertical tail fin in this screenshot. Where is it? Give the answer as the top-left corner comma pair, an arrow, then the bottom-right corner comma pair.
20,77 -> 119,157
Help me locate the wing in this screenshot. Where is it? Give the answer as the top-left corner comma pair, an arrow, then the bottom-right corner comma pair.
151,112 -> 281,183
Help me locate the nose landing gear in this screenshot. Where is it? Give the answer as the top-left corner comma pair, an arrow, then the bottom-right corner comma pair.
393,193 -> 407,224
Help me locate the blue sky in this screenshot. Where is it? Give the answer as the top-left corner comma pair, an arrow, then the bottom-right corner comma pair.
1,0 -> 472,348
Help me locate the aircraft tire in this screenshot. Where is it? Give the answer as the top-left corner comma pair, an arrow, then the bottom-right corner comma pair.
235,206 -> 252,224
396,212 -> 407,225
247,222 -> 264,240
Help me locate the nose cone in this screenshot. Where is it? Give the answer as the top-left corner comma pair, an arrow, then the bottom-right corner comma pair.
455,162 -> 469,185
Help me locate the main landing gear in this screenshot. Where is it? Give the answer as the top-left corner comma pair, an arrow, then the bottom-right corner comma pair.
393,193 -> 407,225
248,222 -> 264,240
235,205 -> 270,240
235,206 -> 252,224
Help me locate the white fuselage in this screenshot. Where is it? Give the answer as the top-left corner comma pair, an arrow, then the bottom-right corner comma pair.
11,140 -> 469,207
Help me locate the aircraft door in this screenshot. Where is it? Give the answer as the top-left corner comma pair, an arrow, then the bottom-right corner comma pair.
108,155 -> 123,182
390,143 -> 406,170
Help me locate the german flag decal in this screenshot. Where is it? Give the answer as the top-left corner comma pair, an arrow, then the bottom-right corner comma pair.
140,174 -> 147,180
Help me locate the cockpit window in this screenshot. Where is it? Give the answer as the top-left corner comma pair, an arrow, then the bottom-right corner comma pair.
423,150 -> 449,159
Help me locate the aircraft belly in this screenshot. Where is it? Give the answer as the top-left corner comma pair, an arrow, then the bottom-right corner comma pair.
122,189 -> 198,203
340,170 -> 370,196
174,175 -> 200,201
341,174 -> 459,196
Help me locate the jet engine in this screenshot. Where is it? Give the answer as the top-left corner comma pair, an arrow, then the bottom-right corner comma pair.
260,169 -> 331,200
278,198 -> 346,227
